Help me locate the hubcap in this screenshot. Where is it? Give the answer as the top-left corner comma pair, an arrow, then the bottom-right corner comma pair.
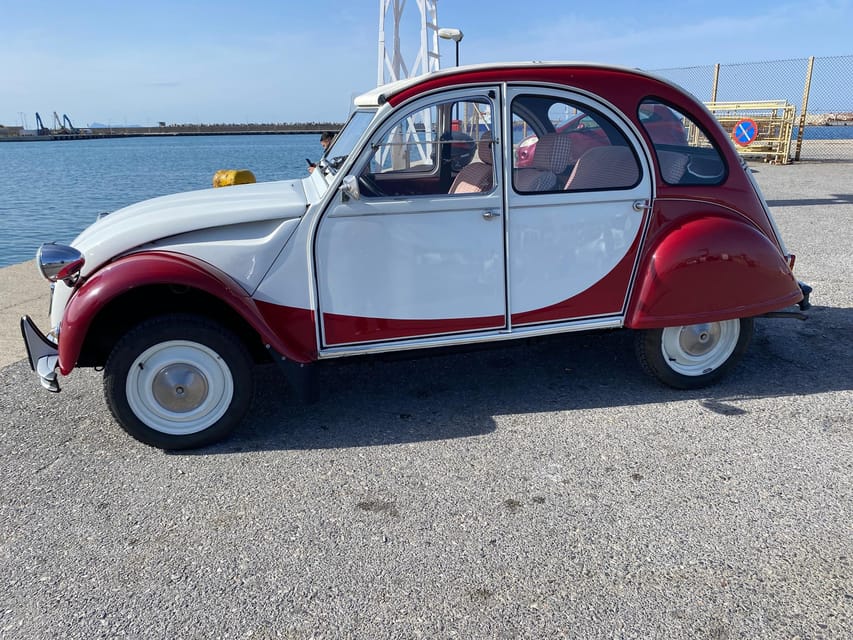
126,340 -> 233,435
661,319 -> 740,377
151,363 -> 209,413
678,323 -> 721,357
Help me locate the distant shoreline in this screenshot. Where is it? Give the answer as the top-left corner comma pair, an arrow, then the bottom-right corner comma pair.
0,123 -> 343,143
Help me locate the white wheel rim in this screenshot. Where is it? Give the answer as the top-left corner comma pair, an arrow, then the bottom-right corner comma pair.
126,340 -> 234,435
660,320 -> 740,377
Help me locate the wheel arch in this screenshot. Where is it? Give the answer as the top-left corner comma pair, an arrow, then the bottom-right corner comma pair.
626,213 -> 802,329
59,251 -> 313,374
77,284 -> 271,368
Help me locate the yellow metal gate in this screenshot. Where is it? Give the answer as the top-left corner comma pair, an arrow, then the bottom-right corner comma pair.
705,101 -> 796,164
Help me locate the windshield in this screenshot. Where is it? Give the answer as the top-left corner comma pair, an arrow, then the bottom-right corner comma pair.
323,109 -> 377,172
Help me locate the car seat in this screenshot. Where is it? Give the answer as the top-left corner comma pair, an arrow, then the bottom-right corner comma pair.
514,133 -> 572,192
448,133 -> 494,194
564,145 -> 640,190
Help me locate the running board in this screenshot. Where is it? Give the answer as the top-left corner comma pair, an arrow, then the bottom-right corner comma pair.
318,316 -> 623,359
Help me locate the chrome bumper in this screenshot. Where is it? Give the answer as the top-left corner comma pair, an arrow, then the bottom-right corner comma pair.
20,316 -> 61,392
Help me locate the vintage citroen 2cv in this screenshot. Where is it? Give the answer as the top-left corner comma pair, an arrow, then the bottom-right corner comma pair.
22,62 -> 810,449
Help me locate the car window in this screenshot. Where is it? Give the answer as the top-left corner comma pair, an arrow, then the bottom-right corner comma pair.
323,109 -> 376,172
511,94 -> 640,193
358,97 -> 495,198
638,99 -> 727,185
368,104 -> 439,175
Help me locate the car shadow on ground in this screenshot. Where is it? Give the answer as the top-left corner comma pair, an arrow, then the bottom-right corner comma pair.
199,304 -> 852,454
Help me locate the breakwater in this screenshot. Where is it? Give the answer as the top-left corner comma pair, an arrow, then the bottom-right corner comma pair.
0,122 -> 342,143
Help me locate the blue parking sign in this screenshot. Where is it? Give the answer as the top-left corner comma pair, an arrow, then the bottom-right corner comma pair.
732,119 -> 758,146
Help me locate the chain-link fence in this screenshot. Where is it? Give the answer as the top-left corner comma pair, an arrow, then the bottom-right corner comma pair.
651,55 -> 853,162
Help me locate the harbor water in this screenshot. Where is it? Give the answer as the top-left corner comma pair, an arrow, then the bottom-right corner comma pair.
0,134 -> 320,268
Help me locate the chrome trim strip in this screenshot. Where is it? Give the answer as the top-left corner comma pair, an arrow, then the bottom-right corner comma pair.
318,316 -> 622,359
500,83 -> 513,334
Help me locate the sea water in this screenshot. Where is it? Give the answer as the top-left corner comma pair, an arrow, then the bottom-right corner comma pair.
0,134 -> 320,268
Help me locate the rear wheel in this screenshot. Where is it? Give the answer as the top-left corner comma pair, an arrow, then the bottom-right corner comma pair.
104,314 -> 254,449
635,318 -> 753,389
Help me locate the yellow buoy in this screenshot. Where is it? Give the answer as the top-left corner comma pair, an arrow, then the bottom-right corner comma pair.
213,169 -> 256,188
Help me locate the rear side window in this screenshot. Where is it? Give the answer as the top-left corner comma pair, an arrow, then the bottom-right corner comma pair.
639,100 -> 727,185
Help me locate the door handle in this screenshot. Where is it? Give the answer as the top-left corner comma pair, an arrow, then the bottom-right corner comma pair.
633,200 -> 652,212
482,210 -> 501,220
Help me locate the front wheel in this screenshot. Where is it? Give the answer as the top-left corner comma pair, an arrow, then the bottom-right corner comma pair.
635,318 -> 754,389
104,314 -> 254,449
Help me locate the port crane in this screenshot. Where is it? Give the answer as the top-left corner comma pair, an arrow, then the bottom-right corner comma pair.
52,112 -> 79,134
34,112 -> 50,136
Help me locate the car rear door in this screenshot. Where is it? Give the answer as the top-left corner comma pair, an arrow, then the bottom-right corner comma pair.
505,88 -> 653,327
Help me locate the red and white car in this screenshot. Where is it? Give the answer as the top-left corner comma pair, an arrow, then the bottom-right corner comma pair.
22,62 -> 810,449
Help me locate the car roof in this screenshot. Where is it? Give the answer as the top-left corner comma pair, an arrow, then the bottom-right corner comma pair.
353,61 -> 677,108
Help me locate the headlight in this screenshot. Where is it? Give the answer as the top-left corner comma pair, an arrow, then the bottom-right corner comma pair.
36,243 -> 85,285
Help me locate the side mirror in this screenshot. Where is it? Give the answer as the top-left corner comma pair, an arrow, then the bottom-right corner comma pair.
339,175 -> 361,201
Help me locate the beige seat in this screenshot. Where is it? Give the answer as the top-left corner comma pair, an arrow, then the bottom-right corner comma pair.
448,133 -> 494,194
564,145 -> 640,191
514,133 -> 572,192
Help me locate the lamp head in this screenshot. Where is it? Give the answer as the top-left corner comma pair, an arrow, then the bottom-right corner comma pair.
438,28 -> 464,43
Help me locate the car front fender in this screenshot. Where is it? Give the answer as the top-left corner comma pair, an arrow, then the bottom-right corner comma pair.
626,215 -> 803,329
58,251 -> 315,374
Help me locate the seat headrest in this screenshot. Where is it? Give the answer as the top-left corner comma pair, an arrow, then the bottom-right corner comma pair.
532,133 -> 572,174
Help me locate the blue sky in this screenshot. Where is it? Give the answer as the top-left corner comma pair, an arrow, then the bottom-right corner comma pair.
1,0 -> 850,127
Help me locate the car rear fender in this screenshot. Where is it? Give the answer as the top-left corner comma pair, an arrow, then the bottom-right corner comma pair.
58,251 -> 315,374
626,215 -> 803,329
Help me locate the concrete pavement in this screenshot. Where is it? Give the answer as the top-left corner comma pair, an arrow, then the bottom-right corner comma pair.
0,259 -> 47,368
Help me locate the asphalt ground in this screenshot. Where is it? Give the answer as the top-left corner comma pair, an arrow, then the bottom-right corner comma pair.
1,161 -> 851,639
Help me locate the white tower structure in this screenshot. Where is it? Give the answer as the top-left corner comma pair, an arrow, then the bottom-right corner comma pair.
378,0 -> 441,86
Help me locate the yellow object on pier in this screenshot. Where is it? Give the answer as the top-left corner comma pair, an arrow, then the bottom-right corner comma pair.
213,169 -> 256,188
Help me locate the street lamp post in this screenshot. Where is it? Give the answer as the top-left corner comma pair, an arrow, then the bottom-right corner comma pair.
438,28 -> 464,67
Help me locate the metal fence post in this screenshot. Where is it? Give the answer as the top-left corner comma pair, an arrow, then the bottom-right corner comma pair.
711,63 -> 720,102
794,56 -> 815,161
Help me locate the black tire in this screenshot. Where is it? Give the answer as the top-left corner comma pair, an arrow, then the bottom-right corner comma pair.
634,317 -> 754,389
104,314 -> 254,450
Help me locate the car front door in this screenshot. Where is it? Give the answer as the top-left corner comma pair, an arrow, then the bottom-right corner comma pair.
316,89 -> 506,348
